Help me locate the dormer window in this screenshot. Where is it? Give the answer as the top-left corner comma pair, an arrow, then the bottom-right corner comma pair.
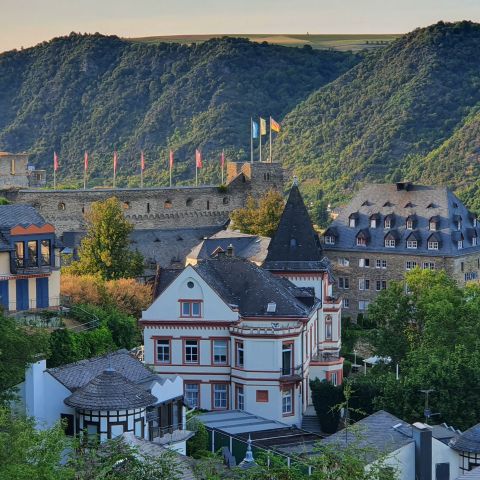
458,240 -> 463,250
290,238 -> 297,248
427,233 -> 441,250
453,215 -> 462,231
429,216 -> 439,231
325,236 -> 335,245
406,215 -> 416,230
384,214 -> 394,229
357,237 -> 366,247
407,240 -> 417,249
385,239 -> 396,248
473,237 -> 478,247
428,241 -> 439,250
356,229 -> 369,247
369,213 -> 380,228
349,212 -> 359,228
384,230 -> 398,248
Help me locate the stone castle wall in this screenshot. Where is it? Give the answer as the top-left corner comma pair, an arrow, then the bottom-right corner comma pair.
2,162 -> 284,235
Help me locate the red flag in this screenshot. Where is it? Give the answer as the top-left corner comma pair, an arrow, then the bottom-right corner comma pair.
141,151 -> 145,171
84,151 -> 88,171
220,150 -> 225,167
113,150 -> 118,175
195,149 -> 202,168
54,152 -> 59,171
169,150 -> 174,169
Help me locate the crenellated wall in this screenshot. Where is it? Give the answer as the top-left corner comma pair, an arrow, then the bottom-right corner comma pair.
2,162 -> 283,235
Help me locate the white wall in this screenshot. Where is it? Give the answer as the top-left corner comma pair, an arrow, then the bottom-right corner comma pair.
150,377 -> 184,405
432,437 -> 462,480
377,443 -> 416,480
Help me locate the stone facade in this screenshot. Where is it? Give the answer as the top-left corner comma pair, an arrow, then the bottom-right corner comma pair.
2,161 -> 283,235
0,152 -> 30,187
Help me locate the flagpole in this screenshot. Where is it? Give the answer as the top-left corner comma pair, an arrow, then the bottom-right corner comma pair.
250,118 -> 253,164
83,156 -> 87,190
259,118 -> 262,163
140,167 -> 143,189
169,162 -> 172,188
269,117 -> 273,163
196,165 -> 198,186
221,150 -> 224,185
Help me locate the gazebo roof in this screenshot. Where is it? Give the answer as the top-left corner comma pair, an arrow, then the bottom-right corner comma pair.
64,368 -> 157,411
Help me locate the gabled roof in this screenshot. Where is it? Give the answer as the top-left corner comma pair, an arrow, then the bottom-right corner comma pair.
47,349 -> 158,392
450,423 -> 480,453
195,256 -> 314,317
64,368 -> 157,410
263,184 -> 325,272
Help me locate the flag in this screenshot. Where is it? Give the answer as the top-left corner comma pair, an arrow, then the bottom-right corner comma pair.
195,149 -> 202,168
252,120 -> 259,139
84,151 -> 88,171
260,117 -> 267,135
169,150 -> 174,169
113,150 -> 118,174
141,150 -> 145,171
270,117 -> 281,133
53,152 -> 59,171
221,150 -> 225,167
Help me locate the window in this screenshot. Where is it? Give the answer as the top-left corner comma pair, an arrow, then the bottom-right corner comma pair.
337,257 -> 350,267
330,372 -> 338,386
342,298 -> 349,309
235,341 -> 244,367
406,240 -> 417,249
473,237 -> 478,247
290,238 -> 297,248
213,339 -> 228,365
186,198 -> 193,207
370,219 -> 377,228
184,383 -> 199,408
356,236 -> 367,247
10,158 -> 15,175
465,272 -> 478,281
358,278 -> 370,290
422,262 -> 435,270
461,262 -> 464,272
325,236 -> 335,245
406,219 -> 414,230
375,259 -> 387,269
376,280 -> 387,291
405,261 -> 418,271
282,343 -> 293,376
384,219 -> 391,229
429,221 -> 437,231
184,340 -> 199,364
180,300 -> 202,317
458,240 -> 464,250
40,239 -> 51,266
338,277 -> 349,289
27,240 -> 38,267
282,388 -> 293,415
156,339 -> 171,364
15,241 -> 25,267
256,390 -> 269,402
428,241 -> 439,250
359,258 -> 370,268
236,385 -> 245,410
146,202 -> 150,213
349,218 -> 356,228
358,300 -> 370,311
474,218 -> 478,227
384,239 -> 396,248
456,220 -> 462,231
61,414 -> 75,436
58,202 -> 66,211
325,315 -> 332,340
213,384 -> 228,409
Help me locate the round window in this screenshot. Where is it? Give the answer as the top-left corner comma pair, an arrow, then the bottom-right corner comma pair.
187,281 -> 194,289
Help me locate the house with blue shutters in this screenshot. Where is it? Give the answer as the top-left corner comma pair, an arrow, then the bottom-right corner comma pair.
0,205 -> 61,311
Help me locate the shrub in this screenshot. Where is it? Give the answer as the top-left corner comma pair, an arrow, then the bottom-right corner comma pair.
187,420 -> 209,458
310,379 -> 343,434
343,359 -> 352,378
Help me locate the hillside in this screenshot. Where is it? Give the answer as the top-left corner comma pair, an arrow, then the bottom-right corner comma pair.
0,33 -> 356,187
274,21 -> 480,209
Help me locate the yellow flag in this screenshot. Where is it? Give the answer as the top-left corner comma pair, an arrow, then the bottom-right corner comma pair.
260,117 -> 267,135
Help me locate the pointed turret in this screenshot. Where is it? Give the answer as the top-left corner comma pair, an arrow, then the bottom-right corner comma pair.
263,180 -> 324,272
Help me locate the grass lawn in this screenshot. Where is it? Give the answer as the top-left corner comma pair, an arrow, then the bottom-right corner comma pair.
126,33 -> 401,52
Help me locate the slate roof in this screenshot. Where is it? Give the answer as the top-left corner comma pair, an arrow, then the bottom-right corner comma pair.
194,256 -> 315,317
64,368 -> 157,410
263,184 -> 326,272
187,230 -> 270,265
456,467 -> 480,480
47,349 -> 158,392
324,183 -> 480,257
153,267 -> 183,298
450,423 -> 480,453
0,205 -> 47,229
322,410 -> 414,461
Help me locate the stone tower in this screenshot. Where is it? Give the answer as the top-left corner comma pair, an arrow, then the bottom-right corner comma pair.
226,161 -> 283,198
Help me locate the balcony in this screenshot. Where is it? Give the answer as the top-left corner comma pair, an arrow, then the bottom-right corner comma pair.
279,365 -> 302,383
10,257 -> 53,275
311,350 -> 342,364
230,324 -> 303,337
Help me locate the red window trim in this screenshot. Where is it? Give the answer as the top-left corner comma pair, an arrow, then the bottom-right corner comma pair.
182,337 -> 201,365
282,340 -> 294,373
211,382 -> 229,411
154,337 -> 172,365
256,390 -> 269,403
184,380 -> 201,408
210,337 -> 230,366
178,299 -> 203,318
281,385 -> 295,417
234,383 -> 244,410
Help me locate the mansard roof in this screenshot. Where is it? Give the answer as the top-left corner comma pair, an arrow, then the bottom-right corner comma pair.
263,184 -> 325,272
195,256 -> 315,317
323,183 -> 480,257
0,205 -> 47,229
64,368 -> 157,410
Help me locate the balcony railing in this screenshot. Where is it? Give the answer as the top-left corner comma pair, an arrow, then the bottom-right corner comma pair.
10,257 -> 54,275
311,351 -> 341,363
6,296 -> 61,313
279,365 -> 303,382
230,324 -> 303,336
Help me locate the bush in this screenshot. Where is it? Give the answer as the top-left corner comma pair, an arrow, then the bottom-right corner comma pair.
187,420 -> 209,458
343,359 -> 352,378
310,379 -> 343,433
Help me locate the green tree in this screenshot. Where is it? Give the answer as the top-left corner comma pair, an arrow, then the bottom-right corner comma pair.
65,197 -> 144,280
310,379 -> 343,433
230,189 -> 285,237
0,316 -> 49,404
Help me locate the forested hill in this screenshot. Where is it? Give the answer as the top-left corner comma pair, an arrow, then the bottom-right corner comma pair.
274,21 -> 480,209
0,33 -> 356,187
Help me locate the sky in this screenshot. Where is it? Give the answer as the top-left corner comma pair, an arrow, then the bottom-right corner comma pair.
0,0 -> 479,52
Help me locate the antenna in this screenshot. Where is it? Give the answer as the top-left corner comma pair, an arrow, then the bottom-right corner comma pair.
419,389 -> 439,424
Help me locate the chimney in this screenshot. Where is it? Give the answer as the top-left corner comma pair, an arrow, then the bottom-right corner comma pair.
226,243 -> 234,257
412,422 -> 432,480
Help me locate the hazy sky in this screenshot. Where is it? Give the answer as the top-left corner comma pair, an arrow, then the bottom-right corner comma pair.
1,0 -> 479,52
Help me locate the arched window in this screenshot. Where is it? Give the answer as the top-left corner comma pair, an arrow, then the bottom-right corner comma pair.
186,198 -> 193,207
164,200 -> 172,209
147,203 -> 150,214
325,315 -> 333,340
58,202 -> 66,211
206,200 -> 210,211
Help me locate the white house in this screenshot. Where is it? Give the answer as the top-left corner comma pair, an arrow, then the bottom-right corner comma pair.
141,184 -> 343,425
16,349 -> 191,454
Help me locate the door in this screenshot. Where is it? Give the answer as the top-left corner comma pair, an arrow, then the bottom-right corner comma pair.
0,280 -> 9,310
16,279 -> 29,311
36,277 -> 49,309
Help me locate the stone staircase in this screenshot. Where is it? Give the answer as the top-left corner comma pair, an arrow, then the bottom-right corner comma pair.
301,406 -> 323,435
